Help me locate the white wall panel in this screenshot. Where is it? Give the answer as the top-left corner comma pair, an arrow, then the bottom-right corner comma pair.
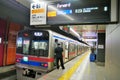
106,25 -> 120,80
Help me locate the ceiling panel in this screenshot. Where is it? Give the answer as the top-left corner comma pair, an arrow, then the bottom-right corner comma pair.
16,0 -> 31,8
16,0 -> 61,8
0,0 -> 30,26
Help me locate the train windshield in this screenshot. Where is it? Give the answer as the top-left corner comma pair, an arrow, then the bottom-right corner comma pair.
30,37 -> 49,57
16,30 -> 49,57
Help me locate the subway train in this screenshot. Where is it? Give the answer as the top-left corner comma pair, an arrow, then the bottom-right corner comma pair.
15,29 -> 89,79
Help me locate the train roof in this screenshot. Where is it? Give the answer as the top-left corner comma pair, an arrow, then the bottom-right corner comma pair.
31,26 -> 88,45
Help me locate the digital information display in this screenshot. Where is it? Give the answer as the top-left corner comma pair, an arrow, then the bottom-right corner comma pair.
47,0 -> 111,25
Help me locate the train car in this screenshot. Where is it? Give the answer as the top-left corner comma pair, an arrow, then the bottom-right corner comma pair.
16,29 -> 88,80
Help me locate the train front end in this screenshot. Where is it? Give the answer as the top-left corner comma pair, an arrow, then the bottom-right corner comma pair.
15,30 -> 53,80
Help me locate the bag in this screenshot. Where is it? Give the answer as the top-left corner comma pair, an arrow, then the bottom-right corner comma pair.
90,53 -> 96,62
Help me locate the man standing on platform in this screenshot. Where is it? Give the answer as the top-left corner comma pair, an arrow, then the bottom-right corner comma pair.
55,43 -> 65,69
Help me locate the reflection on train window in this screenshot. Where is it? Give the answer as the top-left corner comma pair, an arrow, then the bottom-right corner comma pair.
69,43 -> 75,52
60,42 -> 63,48
30,41 -> 48,57
33,42 -> 47,50
16,37 -> 23,54
17,37 -> 22,47
30,35 -> 49,57
23,40 -> 30,55
65,42 -> 68,50
0,37 -> 1,44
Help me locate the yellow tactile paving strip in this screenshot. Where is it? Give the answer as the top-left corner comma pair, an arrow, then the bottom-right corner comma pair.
58,51 -> 89,80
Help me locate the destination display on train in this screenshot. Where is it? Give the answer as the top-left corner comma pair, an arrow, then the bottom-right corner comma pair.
47,0 -> 111,25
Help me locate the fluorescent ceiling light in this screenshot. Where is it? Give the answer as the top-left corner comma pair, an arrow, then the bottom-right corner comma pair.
84,39 -> 97,42
33,0 -> 40,3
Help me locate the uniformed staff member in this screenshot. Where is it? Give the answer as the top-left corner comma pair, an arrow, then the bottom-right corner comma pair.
54,43 -> 65,69
91,47 -> 94,53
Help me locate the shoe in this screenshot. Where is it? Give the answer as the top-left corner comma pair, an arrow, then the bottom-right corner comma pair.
62,67 -> 65,70
57,66 -> 59,69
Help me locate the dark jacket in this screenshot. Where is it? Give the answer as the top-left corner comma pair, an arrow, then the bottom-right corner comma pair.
55,47 -> 63,58
91,48 -> 94,53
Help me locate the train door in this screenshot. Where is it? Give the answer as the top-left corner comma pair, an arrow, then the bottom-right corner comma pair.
6,22 -> 23,65
60,42 -> 65,62
64,41 -> 69,62
53,39 -> 58,66
0,19 -> 6,66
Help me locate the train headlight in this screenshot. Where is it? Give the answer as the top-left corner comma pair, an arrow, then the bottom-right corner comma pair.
41,63 -> 48,67
23,56 -> 28,62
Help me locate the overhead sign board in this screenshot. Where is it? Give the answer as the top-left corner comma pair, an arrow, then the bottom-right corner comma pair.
47,0 -> 118,25
30,2 -> 47,25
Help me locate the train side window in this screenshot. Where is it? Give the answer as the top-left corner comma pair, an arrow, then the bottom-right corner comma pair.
65,42 -> 68,50
23,40 -> 30,55
16,37 -> 23,54
69,43 -> 75,52
17,37 -> 22,47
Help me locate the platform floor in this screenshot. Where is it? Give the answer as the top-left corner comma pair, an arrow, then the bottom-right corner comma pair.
0,50 -> 106,80
37,50 -> 106,80
0,65 -> 16,80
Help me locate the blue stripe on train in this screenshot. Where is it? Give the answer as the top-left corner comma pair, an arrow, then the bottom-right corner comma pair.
20,60 -> 48,68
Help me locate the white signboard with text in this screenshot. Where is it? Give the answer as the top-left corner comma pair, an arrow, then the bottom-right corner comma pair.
30,2 -> 46,25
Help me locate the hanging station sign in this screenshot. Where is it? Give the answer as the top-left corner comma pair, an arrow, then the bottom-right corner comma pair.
30,2 -> 47,25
